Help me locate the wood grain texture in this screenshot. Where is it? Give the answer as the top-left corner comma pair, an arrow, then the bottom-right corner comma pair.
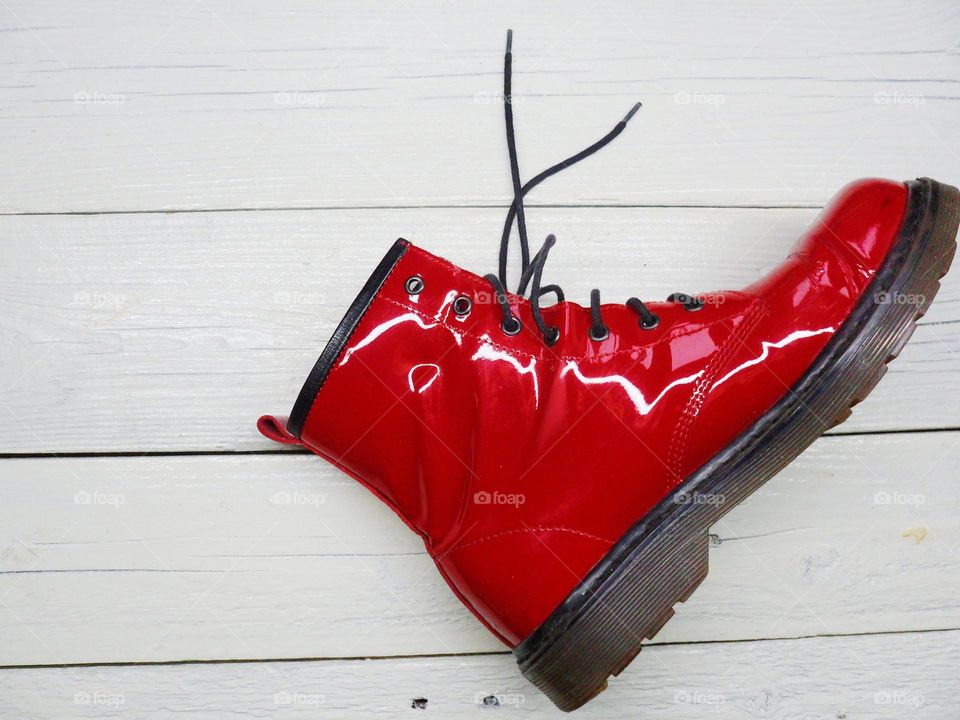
1,432 -> 957,666
1,630 -> 957,718
1,0 -> 958,213
2,206 -> 958,454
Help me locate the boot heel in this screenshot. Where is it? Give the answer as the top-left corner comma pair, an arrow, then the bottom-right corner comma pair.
610,530 -> 710,675
517,527 -> 710,711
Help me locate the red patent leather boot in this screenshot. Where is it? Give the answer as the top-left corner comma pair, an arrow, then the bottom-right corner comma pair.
259,32 -> 960,711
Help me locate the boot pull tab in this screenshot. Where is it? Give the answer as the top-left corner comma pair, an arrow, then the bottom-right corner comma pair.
257,415 -> 302,446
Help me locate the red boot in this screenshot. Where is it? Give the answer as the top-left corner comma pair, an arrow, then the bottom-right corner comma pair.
259,32 -> 960,711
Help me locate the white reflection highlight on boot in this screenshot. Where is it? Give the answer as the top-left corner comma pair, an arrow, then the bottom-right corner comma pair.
341,313 -> 437,366
561,361 -> 702,415
472,341 -> 539,406
407,363 -> 441,394
712,327 -> 835,389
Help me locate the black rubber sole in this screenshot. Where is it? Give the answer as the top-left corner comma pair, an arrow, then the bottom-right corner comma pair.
514,178 -> 960,712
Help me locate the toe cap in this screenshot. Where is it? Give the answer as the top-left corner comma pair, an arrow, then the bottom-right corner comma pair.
792,178 -> 908,275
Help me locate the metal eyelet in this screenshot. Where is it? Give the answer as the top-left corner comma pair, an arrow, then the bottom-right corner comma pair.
641,315 -> 660,330
589,326 -> 609,342
545,327 -> 561,346
501,317 -> 522,335
404,275 -> 424,294
452,294 -> 473,317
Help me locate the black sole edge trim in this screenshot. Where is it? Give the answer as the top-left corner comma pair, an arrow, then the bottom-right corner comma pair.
286,238 -> 409,438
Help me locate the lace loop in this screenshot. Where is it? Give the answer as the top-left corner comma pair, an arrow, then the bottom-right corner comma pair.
503,102 -> 642,294
627,297 -> 660,329
526,235 -> 560,344
484,273 -> 521,334
486,30 -> 686,347
589,289 -> 609,341
538,284 -> 565,303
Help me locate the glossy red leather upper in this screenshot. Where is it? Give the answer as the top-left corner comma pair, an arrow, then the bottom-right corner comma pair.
259,178 -> 908,646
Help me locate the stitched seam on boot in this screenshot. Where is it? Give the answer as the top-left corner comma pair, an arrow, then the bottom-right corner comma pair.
665,297 -> 770,482
443,526 -> 615,557
409,244 -> 498,282
664,297 -> 771,485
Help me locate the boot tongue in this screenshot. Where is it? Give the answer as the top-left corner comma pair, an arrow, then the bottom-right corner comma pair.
257,415 -> 302,445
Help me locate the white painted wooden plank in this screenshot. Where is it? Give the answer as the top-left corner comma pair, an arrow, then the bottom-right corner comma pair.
1,432 -> 957,666
1,630 -> 956,718
1,207 -> 957,454
1,0 -> 958,212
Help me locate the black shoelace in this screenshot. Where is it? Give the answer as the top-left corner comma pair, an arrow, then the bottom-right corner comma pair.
484,30 -> 699,346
